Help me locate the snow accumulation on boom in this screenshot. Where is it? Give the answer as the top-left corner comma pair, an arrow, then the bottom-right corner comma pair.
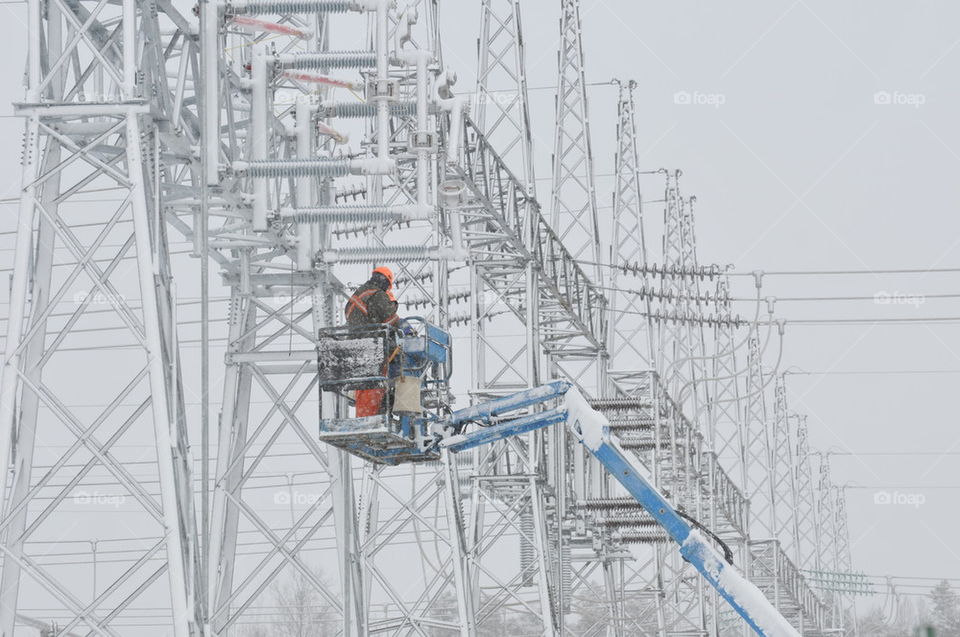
682,531 -> 801,637
565,383 -> 801,637
564,387 -> 608,451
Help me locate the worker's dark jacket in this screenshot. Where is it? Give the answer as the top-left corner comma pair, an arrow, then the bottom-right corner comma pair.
344,280 -> 399,326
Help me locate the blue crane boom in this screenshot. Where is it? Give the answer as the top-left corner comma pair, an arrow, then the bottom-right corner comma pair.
316,322 -> 799,635
440,384 -> 800,637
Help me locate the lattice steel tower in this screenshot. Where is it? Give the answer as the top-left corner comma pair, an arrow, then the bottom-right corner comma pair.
0,0 -> 861,635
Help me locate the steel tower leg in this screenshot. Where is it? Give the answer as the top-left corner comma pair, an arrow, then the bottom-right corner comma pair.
0,136 -> 58,637
209,294 -> 256,634
0,0 -> 43,495
608,81 -> 656,382
442,450 -> 477,637
128,114 -> 196,637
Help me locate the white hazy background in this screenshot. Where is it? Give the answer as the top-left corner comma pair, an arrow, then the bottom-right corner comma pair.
0,0 -> 956,613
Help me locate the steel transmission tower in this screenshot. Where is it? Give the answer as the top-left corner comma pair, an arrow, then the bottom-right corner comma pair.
475,0 -> 537,197
0,0 -> 863,634
771,376 -> 800,559
815,454 -> 857,632
470,1 -> 558,632
545,14 -> 609,622
743,333 -> 777,542
200,4 -> 476,636
655,174 -> 714,634
793,415 -> 823,574
551,0 -> 602,285
705,277 -> 751,636
608,80 -> 655,390
0,0 -> 202,632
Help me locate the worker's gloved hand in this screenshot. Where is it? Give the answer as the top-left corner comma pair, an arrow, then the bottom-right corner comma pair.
400,321 -> 418,337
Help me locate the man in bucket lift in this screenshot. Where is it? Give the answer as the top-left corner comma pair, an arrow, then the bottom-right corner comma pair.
344,266 -> 400,417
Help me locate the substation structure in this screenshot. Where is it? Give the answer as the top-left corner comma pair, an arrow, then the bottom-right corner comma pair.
0,0 -> 859,634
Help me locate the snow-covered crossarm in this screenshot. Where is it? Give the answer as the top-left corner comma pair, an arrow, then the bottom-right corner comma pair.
565,388 -> 801,637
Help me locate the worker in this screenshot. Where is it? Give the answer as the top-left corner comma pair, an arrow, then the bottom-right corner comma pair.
344,267 -> 400,417
345,266 -> 399,327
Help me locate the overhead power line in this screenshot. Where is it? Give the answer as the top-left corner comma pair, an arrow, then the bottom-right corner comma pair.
842,485 -> 960,490
825,451 -> 960,457
581,257 -> 960,278
727,267 -> 960,277
787,369 -> 960,376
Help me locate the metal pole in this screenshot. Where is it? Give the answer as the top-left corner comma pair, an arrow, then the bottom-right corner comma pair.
90,540 -> 98,603
0,131 -> 53,637
0,121 -> 39,511
127,114 -> 192,637
441,450 -> 476,637
198,0 -> 215,627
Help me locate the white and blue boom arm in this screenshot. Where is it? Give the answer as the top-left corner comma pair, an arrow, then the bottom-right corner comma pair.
439,382 -> 800,637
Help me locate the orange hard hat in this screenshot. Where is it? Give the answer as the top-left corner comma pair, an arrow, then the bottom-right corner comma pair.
372,266 -> 394,285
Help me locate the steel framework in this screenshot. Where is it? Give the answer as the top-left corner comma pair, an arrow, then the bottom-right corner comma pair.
0,0 -> 859,635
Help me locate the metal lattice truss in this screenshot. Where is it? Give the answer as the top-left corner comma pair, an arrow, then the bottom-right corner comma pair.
608,82 -> 655,389
550,0 -> 602,283
475,0 -> 537,198
0,0 -> 860,635
0,0 -> 203,632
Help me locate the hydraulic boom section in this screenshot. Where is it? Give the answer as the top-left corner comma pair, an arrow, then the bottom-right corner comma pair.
314,336 -> 800,635
439,384 -> 801,637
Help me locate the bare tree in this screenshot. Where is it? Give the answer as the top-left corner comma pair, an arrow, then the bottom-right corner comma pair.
236,567 -> 335,636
